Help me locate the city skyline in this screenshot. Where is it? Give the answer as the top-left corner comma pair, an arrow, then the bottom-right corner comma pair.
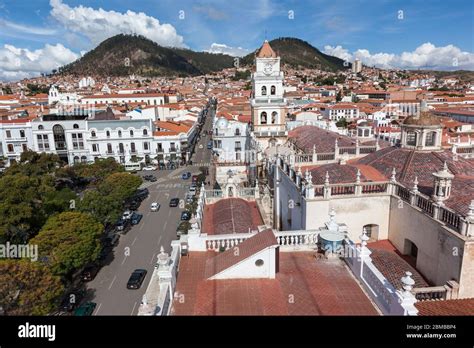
0,0 -> 473,80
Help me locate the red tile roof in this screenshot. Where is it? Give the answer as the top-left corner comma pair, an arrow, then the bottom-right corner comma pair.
357,148 -> 474,215
257,40 -> 277,58
202,198 -> 264,235
415,298 -> 474,315
205,229 -> 277,279
172,252 -> 378,315
288,125 -> 355,153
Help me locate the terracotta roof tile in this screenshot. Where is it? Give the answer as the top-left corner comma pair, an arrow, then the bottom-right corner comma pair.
415,298 -> 474,315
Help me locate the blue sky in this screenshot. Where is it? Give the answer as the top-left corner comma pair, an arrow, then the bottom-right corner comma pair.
0,0 -> 473,80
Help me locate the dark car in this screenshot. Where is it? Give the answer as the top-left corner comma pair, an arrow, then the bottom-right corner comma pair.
126,269 -> 147,289
207,141 -> 213,149
81,265 -> 99,282
74,302 -> 97,316
176,221 -> 190,236
181,172 -> 191,180
180,211 -> 191,221
128,200 -> 141,211
115,218 -> 130,232
130,212 -> 143,225
132,188 -> 149,201
60,290 -> 85,312
149,176 -> 157,182
191,175 -> 199,183
169,198 -> 180,207
143,174 -> 153,181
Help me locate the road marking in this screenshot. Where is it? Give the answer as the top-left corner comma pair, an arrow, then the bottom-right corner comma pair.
121,255 -> 128,265
131,301 -> 137,315
156,235 -> 162,247
150,252 -> 156,264
108,275 -> 117,290
139,222 -> 145,231
131,236 -> 138,245
94,303 -> 102,316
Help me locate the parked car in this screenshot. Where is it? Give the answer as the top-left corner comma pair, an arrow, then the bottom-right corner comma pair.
181,171 -> 191,180
81,265 -> 99,282
207,141 -> 213,149
60,290 -> 85,312
143,174 -> 153,181
126,269 -> 147,289
142,165 -> 156,171
128,200 -> 141,211
169,198 -> 180,207
122,210 -> 133,220
150,202 -> 160,212
115,218 -> 130,232
105,233 -> 120,246
73,302 -> 97,316
180,211 -> 191,221
149,176 -> 157,182
199,144 -> 203,149
131,212 -> 143,225
185,194 -> 194,204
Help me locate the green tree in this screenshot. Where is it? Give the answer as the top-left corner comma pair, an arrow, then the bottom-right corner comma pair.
78,190 -> 122,225
100,172 -> 142,201
0,260 -> 63,315
30,212 -> 103,276
72,158 -> 124,183
336,117 -> 348,128
0,174 -> 51,243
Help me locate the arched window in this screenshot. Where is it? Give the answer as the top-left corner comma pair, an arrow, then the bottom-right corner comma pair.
425,131 -> 436,146
73,124 -> 79,129
119,143 -> 124,154
235,128 -> 240,136
91,130 -> 96,137
271,111 -> 278,124
131,142 -> 136,153
80,156 -> 87,163
73,156 -> 80,164
143,128 -> 148,136
406,131 -> 417,146
118,130 -> 122,137
53,124 -> 66,150
260,112 -> 267,124
261,86 -> 267,96
107,143 -> 113,154
106,130 -> 110,137
38,125 -> 44,130
271,85 -> 276,95
130,130 -> 134,137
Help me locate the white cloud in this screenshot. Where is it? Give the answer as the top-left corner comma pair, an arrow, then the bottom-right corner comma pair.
0,19 -> 57,35
0,43 -> 79,81
206,43 -> 250,57
323,43 -> 474,70
49,0 -> 185,48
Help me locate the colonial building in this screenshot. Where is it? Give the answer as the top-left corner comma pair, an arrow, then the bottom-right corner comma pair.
270,110 -> 474,298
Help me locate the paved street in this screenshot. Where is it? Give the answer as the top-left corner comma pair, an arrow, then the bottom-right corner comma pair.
88,105 -> 215,315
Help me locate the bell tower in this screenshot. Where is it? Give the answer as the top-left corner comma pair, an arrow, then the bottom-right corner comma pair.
251,40 -> 287,149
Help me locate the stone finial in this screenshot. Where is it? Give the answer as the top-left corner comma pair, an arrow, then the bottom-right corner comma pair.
360,227 -> 370,248
324,171 -> 330,185
468,200 -> 474,219
390,167 -> 397,182
356,168 -> 361,184
412,176 -> 418,193
312,144 -> 316,153
401,271 -> 415,293
305,169 -> 310,182
329,208 -> 336,222
335,138 -> 339,148
442,161 -> 449,173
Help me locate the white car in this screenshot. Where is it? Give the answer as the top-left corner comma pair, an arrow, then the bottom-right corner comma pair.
122,210 -> 133,220
150,202 -> 160,212
198,144 -> 203,149
142,165 -> 156,171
